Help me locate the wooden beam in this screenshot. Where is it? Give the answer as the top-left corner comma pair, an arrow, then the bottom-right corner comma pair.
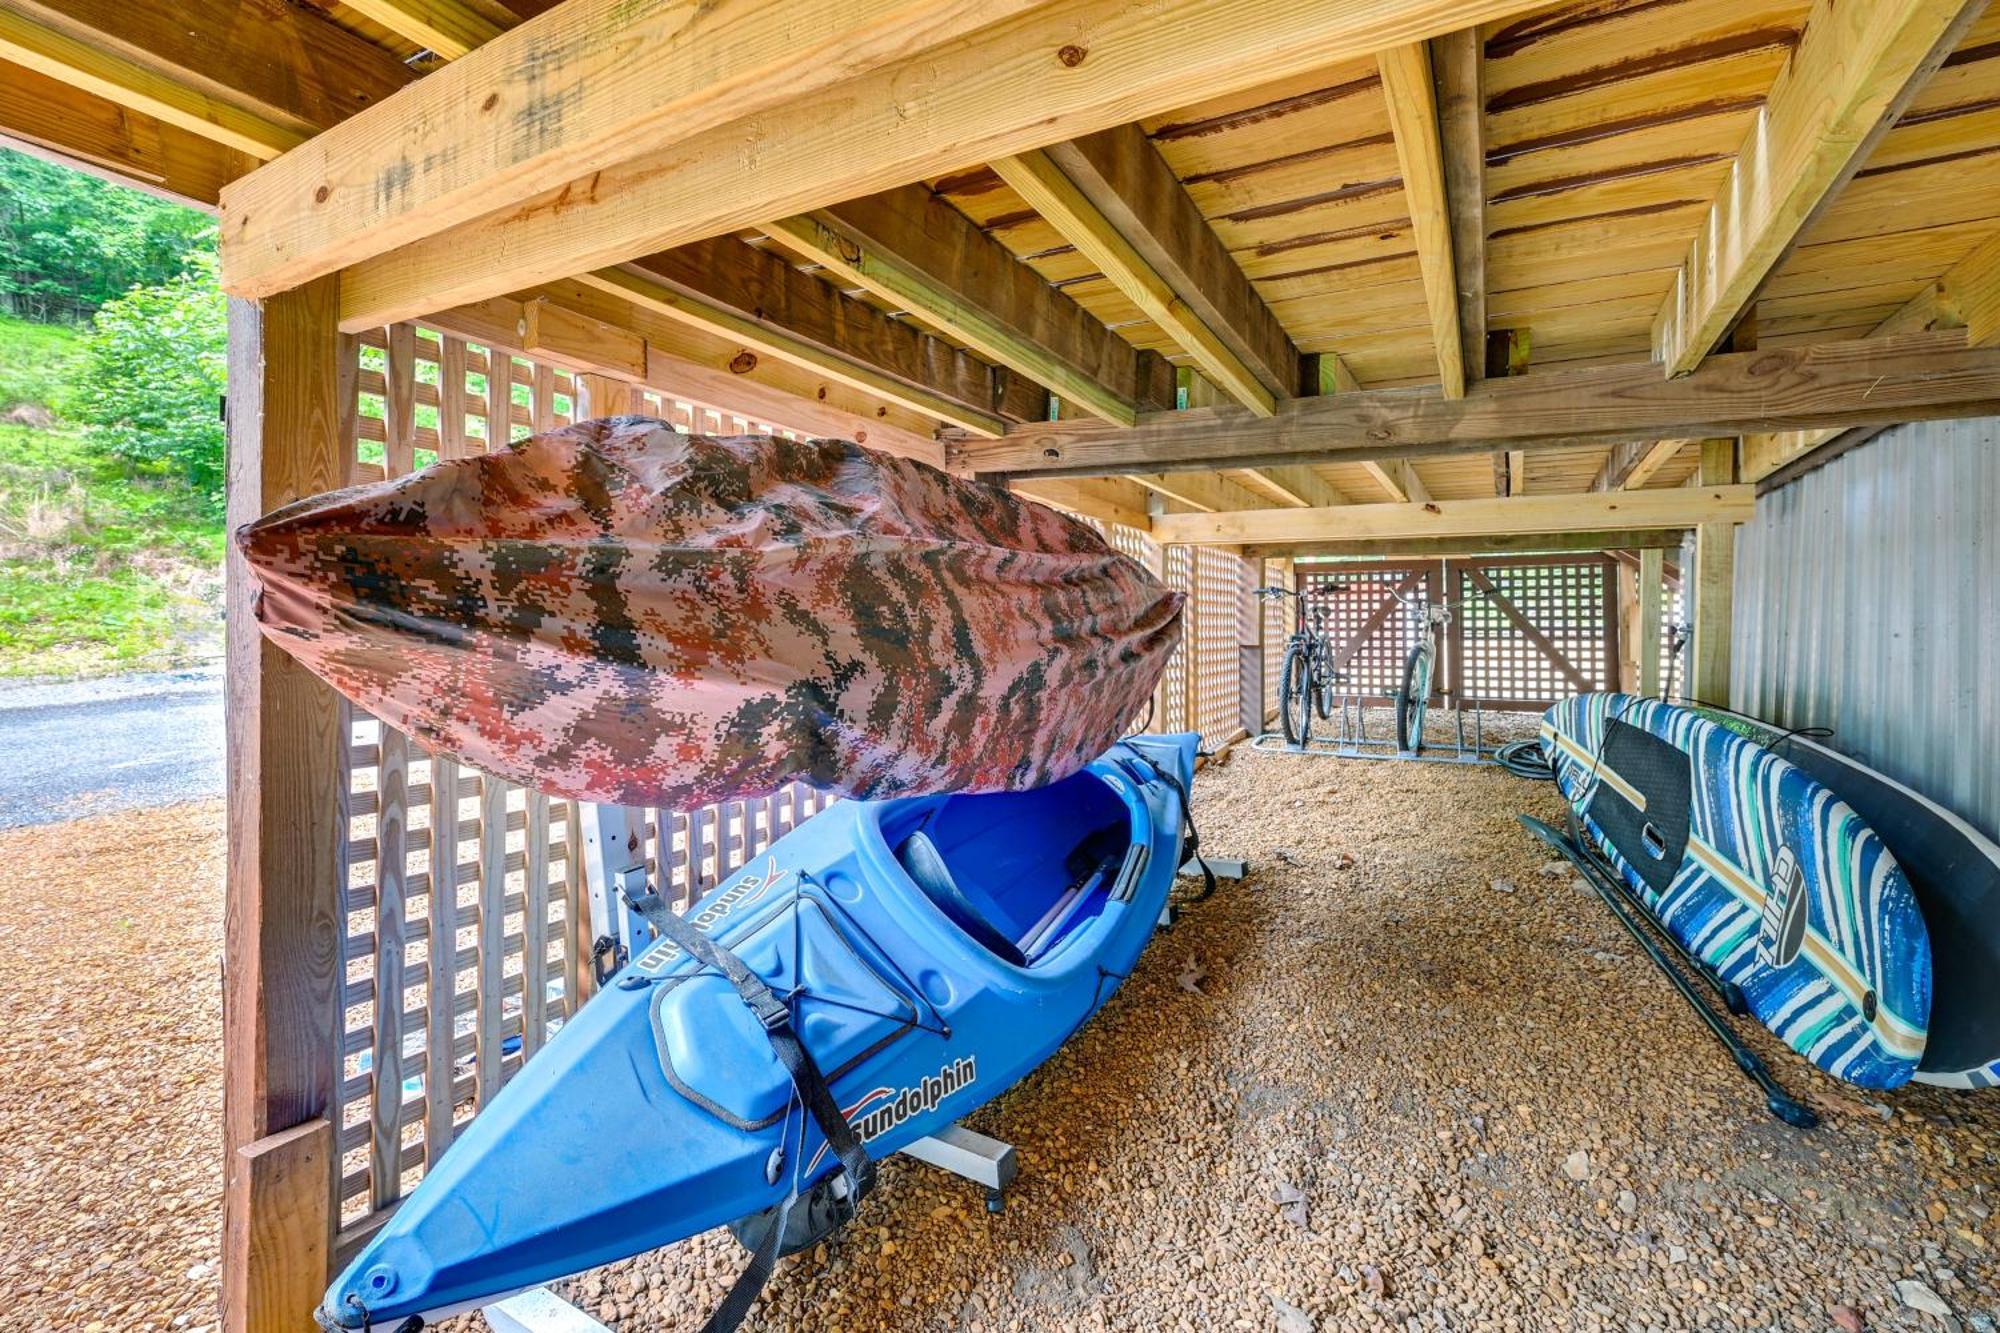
0,5 -> 304,158
1689,440 -> 1739,705
994,146 -> 1272,415
0,56 -> 254,207
1360,459 -> 1429,503
1592,438 -> 1689,492
1638,546 -> 1666,697
517,297 -> 647,381
305,0 -> 1556,326
628,237 -> 1045,424
339,0 -> 505,59
422,287 -> 946,461
996,121 -> 1299,410
1128,470 -> 1272,514
767,190 -> 1167,427
10,0 -> 415,135
1271,529 -> 1688,560
577,264 -> 1008,437
1652,0 -> 1983,374
1243,465 -> 1345,509
222,278 -> 347,1329
220,0 -> 1045,302
1009,477 -> 1152,531
954,332 -> 2000,478
1378,41 -> 1465,398
1431,27 -> 1485,385
1153,487 -> 1753,548
1506,450 -> 1526,497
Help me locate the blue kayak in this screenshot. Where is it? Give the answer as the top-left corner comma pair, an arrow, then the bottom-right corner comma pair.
321,732 -> 1200,1329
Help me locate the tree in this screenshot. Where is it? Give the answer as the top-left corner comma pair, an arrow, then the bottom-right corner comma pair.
0,149 -> 212,323
69,252 -> 228,504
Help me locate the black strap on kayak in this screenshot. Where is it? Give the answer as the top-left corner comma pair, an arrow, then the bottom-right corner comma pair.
1120,745 -> 1215,903
623,888 -> 875,1333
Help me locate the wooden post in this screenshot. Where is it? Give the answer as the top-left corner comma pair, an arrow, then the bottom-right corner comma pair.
1615,557 -> 1639,692
223,277 -> 347,1333
575,371 -> 629,419
1690,438 -> 1738,706
1638,547 -> 1665,698
1237,553 -> 1263,738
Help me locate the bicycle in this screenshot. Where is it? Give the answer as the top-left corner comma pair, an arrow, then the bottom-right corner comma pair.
1385,583 -> 1490,755
1253,584 -> 1346,748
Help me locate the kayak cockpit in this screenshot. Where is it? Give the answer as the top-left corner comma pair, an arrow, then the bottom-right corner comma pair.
885,763 -> 1136,969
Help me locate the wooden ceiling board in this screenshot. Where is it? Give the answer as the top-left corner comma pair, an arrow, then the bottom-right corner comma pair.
1486,267 -> 1673,319
1232,226 -> 1418,283
1177,135 -> 1404,225
1485,156 -> 1736,238
1485,47 -> 1787,157
1487,205 -> 1708,289
1252,253 -> 1425,306
1481,0 -> 1805,108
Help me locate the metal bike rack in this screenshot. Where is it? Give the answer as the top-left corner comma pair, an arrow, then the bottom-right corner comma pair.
1250,690 -> 1499,766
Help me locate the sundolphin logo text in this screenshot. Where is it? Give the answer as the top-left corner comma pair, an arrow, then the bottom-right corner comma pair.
852,1056 -> 978,1143
807,1057 -> 978,1172
1756,845 -> 1808,968
635,857 -> 787,975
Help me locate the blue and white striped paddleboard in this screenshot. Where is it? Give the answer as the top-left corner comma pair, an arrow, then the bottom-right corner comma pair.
1542,693 -> 1931,1089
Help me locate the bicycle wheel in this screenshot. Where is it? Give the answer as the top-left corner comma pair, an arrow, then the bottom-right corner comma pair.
1396,644 -> 1433,754
1313,646 -> 1338,719
1280,643 -> 1313,748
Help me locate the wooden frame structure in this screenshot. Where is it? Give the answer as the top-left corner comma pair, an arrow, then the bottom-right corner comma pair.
13,1 -> 2000,1327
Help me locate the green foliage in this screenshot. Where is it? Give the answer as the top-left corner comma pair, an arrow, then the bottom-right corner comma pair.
0,422 -> 223,677
0,315 -> 81,413
0,148 -> 213,324
69,253 -> 228,504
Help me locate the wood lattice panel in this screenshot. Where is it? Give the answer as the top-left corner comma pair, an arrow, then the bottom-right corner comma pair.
1447,556 -> 1618,710
1190,546 -> 1246,745
1296,562 -> 1439,700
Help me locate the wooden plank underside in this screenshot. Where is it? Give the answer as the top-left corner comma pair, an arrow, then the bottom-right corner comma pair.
312,0 -> 1559,328
1651,0 -> 1985,373
1151,486 -> 1753,546
952,332 -> 2000,477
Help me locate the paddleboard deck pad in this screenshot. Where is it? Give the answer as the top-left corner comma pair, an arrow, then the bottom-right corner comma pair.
1541,693 -> 1931,1089
1688,705 -> 2000,1090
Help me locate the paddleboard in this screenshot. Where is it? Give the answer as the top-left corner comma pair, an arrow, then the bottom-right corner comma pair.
1541,693 -> 1931,1089
1688,705 -> 2000,1090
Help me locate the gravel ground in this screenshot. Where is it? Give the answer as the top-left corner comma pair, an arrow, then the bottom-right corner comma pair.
6,744 -> 1999,1333
0,801 -> 224,1331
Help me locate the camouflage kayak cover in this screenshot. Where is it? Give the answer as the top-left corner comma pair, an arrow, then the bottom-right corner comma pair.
238,417 -> 1182,808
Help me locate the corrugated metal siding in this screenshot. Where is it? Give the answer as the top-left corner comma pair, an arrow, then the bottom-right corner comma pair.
1733,417 -> 2000,842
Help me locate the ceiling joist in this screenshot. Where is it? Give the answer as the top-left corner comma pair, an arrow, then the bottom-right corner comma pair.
0,6 -> 304,158
991,121 -> 1300,415
1651,0 -> 1986,375
766,190 -> 1171,427
338,0 -> 506,60
1377,40 -> 1465,399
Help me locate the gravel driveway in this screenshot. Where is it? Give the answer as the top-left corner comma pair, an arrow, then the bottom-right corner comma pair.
0,667 -> 223,828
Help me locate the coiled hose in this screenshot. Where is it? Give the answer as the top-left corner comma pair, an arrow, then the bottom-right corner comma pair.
1496,737 -> 1556,781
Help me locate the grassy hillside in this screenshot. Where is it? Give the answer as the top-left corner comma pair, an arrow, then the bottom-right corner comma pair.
0,316 -> 224,679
